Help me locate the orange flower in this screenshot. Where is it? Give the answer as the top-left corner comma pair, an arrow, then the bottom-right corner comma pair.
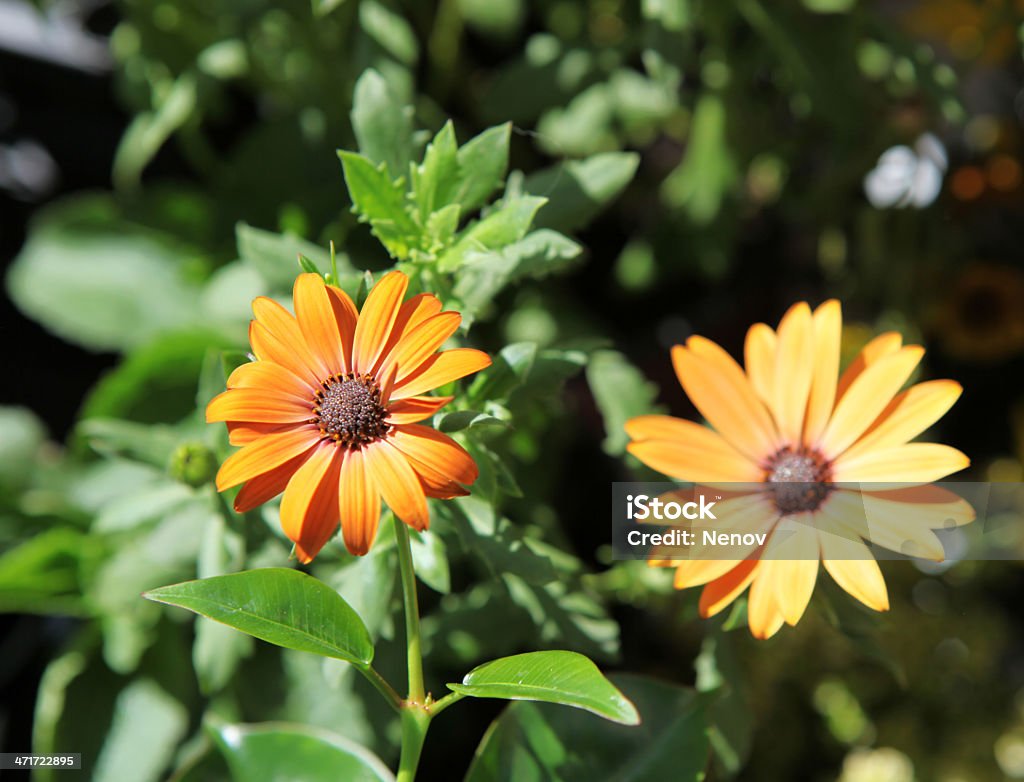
626,301 -> 971,638
207,271 -> 491,562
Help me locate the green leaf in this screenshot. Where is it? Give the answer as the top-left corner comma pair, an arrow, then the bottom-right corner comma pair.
695,633 -> 753,775
438,196 -> 547,272
211,722 -> 394,782
144,568 -> 374,665
93,679 -> 189,782
410,529 -> 450,594
661,93 -> 737,223
113,72 -> 198,189
449,123 -> 512,213
351,68 -> 414,177
339,151 -> 421,260
359,0 -> 420,65
412,121 -> 459,219
435,409 -> 509,433
6,196 -> 206,351
0,406 -> 45,489
0,528 -> 88,615
586,350 -> 662,455
236,223 -> 338,290
313,0 -> 348,17
468,342 -> 537,402
449,650 -> 639,724
524,152 -> 639,232
78,418 -> 181,468
465,675 -> 709,782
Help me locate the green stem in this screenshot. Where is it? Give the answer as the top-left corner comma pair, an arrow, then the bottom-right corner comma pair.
394,520 -> 425,702
427,691 -> 464,718
396,707 -> 430,782
358,665 -> 402,712
394,519 -> 430,781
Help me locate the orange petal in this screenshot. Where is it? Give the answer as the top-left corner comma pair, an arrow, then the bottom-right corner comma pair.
206,388 -> 313,424
233,451 -> 309,513
831,443 -> 969,484
744,323 -> 776,406
227,361 -> 314,398
227,421 -> 293,446
294,274 -> 346,376
388,424 -> 479,485
216,429 -> 319,491
842,380 -> 963,460
338,448 -> 381,556
279,443 -> 343,564
803,300 -> 841,447
819,347 -> 924,459
772,303 -> 814,446
364,440 -> 430,531
379,311 -> 462,383
325,285 -> 359,373
387,395 -> 453,424
626,429 -> 762,483
671,559 -> 750,589
699,558 -> 759,617
252,297 -> 329,380
673,340 -> 779,462
250,321 -> 322,389
376,293 -> 444,367
352,271 -> 408,374
819,531 -> 889,612
391,348 -> 492,399
835,331 -> 903,403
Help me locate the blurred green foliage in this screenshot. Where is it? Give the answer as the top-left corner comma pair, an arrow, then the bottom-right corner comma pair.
3,0 -> 1023,780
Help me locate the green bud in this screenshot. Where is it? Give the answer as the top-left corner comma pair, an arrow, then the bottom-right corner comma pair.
168,442 -> 218,487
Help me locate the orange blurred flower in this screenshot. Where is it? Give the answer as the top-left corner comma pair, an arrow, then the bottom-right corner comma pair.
207,272 -> 491,562
626,301 -> 971,638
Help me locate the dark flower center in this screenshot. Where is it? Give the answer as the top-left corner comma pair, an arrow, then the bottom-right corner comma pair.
764,447 -> 832,514
313,374 -> 389,448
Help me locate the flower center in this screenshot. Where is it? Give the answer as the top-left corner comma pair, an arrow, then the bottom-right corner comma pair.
313,374 -> 389,448
764,447 -> 832,514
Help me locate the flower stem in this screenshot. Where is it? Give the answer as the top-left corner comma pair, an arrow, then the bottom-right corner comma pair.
394,519 -> 429,781
394,520 -> 425,703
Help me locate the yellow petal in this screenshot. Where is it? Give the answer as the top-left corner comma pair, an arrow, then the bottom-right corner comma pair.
744,323 -> 776,406
835,331 -> 902,403
803,300 -> 841,447
672,340 -> 779,461
841,380 -> 962,460
831,443 -> 970,484
763,516 -> 818,626
625,415 -> 762,481
818,489 -> 947,561
747,564 -> 786,639
819,531 -> 889,612
352,271 -> 408,374
772,303 -> 814,445
819,346 -> 924,459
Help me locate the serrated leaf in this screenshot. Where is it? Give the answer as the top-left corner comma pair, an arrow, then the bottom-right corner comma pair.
144,568 -> 374,665
351,68 -> 414,177
339,151 -> 420,260
524,151 -> 639,232
412,121 -> 459,219
449,650 -> 639,724
437,196 -> 547,272
448,123 -> 511,212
